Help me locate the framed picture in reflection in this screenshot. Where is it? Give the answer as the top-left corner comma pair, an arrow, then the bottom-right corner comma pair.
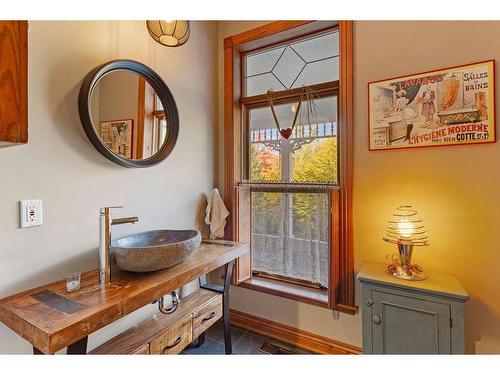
99,119 -> 134,159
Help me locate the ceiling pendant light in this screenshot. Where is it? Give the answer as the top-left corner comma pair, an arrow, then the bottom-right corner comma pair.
146,21 -> 190,47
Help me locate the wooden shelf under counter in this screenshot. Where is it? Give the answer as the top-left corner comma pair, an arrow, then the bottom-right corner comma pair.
90,288 -> 222,355
0,240 -> 248,354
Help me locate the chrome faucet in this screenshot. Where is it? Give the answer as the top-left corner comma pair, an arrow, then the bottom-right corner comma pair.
99,206 -> 139,285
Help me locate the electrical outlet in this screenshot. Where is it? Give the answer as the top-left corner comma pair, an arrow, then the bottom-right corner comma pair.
20,199 -> 43,228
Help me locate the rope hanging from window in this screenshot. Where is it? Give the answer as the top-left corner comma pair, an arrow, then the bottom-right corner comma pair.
266,86 -> 320,140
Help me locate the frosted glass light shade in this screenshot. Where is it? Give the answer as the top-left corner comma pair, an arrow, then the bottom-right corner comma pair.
146,21 -> 190,47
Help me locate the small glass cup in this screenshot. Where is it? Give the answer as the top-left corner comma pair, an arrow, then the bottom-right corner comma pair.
66,272 -> 81,292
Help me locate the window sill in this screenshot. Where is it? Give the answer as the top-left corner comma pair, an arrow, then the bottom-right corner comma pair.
237,276 -> 329,307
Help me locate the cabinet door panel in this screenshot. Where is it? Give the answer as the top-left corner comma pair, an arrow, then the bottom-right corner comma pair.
372,290 -> 451,354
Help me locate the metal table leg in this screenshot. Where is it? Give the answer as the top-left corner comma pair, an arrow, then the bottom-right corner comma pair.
199,260 -> 235,355
222,260 -> 234,354
67,336 -> 88,354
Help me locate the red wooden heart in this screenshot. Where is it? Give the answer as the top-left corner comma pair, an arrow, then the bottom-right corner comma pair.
280,128 -> 292,139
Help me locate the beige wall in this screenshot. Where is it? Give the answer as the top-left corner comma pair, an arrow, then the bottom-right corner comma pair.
224,21 -> 500,354
0,21 -> 218,354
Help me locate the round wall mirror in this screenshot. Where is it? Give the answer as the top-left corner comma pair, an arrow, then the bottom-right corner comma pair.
78,60 -> 179,168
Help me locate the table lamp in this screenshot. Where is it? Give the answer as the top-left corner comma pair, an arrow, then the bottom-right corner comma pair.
383,205 -> 429,280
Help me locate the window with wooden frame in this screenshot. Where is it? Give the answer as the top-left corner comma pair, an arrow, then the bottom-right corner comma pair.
136,77 -> 168,159
223,21 -> 355,314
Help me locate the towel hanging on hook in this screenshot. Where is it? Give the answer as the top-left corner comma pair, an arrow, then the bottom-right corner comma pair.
204,188 -> 229,239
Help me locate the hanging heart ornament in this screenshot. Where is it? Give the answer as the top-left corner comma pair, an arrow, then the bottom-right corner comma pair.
279,128 -> 293,139
267,89 -> 302,140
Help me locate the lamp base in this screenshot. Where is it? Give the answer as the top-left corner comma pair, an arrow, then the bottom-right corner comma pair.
386,264 -> 427,281
385,243 -> 427,281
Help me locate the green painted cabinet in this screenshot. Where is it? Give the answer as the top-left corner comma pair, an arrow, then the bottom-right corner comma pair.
358,262 -> 468,354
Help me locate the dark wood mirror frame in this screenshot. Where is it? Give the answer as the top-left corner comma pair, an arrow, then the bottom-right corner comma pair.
78,59 -> 179,168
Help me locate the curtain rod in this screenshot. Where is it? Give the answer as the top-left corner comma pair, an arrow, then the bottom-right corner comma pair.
238,180 -> 339,193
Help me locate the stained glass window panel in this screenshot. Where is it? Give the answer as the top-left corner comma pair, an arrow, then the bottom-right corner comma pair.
244,30 -> 339,97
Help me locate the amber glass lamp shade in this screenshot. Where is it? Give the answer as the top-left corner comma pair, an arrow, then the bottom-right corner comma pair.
146,21 -> 190,47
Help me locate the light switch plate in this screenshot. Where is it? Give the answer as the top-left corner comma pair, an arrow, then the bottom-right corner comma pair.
20,199 -> 43,228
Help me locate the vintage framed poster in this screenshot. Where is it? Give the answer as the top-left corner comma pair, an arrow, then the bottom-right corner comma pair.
368,60 -> 495,150
99,119 -> 134,159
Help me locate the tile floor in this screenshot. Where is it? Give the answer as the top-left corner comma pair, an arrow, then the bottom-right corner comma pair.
182,320 -> 312,355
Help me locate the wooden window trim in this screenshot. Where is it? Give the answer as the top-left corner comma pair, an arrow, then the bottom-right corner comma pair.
336,21 -> 356,314
136,79 -> 167,160
252,271 -> 325,290
241,80 -> 339,107
239,276 -> 329,307
223,21 -> 356,314
136,77 -> 146,159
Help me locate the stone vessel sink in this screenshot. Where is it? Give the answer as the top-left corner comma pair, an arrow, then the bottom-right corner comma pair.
111,229 -> 201,272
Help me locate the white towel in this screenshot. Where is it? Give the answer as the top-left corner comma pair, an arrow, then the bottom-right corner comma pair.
204,188 -> 229,239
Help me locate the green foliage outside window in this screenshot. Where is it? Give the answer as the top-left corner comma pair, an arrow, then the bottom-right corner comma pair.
250,136 -> 337,240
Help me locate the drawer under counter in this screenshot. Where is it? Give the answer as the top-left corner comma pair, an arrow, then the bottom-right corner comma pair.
150,314 -> 193,355
193,293 -> 223,339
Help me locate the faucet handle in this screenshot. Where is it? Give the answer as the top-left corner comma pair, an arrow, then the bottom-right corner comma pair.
100,206 -> 124,214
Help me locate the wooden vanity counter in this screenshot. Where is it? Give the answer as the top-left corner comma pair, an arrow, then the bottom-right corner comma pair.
0,240 -> 248,354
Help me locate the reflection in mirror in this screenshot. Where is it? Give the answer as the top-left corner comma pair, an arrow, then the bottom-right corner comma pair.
90,70 -> 168,160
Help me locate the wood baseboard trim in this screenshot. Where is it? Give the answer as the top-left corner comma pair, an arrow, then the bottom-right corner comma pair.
230,309 -> 361,354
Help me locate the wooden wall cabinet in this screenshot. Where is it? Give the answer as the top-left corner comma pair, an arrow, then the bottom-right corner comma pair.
358,261 -> 469,354
0,21 -> 28,147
